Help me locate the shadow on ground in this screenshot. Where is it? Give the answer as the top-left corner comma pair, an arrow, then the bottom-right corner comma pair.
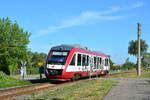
28,78 -> 67,84
28,78 -> 49,84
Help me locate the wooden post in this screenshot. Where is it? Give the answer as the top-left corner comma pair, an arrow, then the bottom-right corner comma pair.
137,23 -> 141,76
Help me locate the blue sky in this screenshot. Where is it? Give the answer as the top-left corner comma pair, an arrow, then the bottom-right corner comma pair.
0,0 -> 150,64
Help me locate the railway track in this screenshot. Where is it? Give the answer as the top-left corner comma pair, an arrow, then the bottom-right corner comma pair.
0,71 -> 133,100
0,82 -> 53,100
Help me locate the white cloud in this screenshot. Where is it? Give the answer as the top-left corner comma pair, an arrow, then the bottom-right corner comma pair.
32,1 -> 144,38
32,10 -> 123,38
132,1 -> 144,8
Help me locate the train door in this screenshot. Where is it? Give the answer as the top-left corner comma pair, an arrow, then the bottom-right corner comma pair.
101,58 -> 105,74
82,54 -> 85,71
105,58 -> 110,71
86,55 -> 89,74
67,53 -> 77,72
102,58 -> 105,70
77,53 -> 82,72
82,54 -> 89,72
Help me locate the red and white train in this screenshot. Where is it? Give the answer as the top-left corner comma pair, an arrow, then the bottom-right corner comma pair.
45,45 -> 110,81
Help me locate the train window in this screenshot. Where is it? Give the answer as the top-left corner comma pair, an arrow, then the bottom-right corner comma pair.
86,55 -> 89,66
70,54 -> 76,65
107,59 -> 108,66
105,59 -> 108,66
82,55 -> 86,66
90,57 -> 94,68
103,59 -> 104,65
97,57 -> 99,69
77,54 -> 81,66
94,57 -> 96,69
48,51 -> 69,65
100,58 -> 102,65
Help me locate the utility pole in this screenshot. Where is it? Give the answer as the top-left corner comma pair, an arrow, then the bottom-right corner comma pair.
137,23 -> 141,76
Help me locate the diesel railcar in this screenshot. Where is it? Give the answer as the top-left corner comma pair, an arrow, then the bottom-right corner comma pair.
45,45 -> 110,81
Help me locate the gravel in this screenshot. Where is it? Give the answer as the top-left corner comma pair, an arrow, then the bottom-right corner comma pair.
104,78 -> 150,100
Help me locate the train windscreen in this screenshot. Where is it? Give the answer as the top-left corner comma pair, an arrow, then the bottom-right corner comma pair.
47,51 -> 69,65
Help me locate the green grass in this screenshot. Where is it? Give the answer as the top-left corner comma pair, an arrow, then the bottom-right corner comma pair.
141,69 -> 150,78
108,69 -> 150,78
110,69 -> 135,74
29,79 -> 118,100
0,71 -> 31,88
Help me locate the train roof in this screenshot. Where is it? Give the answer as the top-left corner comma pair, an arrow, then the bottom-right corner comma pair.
51,45 -> 110,57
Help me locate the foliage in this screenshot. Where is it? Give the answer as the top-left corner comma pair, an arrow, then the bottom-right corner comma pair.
110,58 -> 136,71
8,64 -> 18,76
27,67 -> 39,74
26,51 -> 47,74
110,65 -> 121,71
0,17 -> 30,74
142,52 -> 150,67
128,39 -> 148,57
0,71 -> 31,88
122,58 -> 136,70
110,59 -> 122,71
31,52 -> 47,67
108,69 -> 150,78
0,17 -> 47,75
28,79 -> 118,100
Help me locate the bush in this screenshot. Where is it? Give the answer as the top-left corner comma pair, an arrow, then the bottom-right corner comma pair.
8,64 -> 18,75
122,62 -> 136,70
0,71 -> 31,88
27,67 -> 39,75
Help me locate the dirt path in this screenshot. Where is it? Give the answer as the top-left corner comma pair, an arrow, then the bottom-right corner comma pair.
104,78 -> 150,100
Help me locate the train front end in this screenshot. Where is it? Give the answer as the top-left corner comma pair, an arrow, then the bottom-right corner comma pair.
45,45 -> 73,81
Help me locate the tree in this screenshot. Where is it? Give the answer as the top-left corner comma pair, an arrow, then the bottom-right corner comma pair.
128,39 -> 148,57
142,52 -> 150,67
0,17 -> 30,74
26,51 -> 47,74
109,59 -> 122,71
31,52 -> 47,67
122,58 -> 136,70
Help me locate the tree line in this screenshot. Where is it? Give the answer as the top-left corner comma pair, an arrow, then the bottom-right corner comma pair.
110,37 -> 150,71
0,18 -> 47,75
